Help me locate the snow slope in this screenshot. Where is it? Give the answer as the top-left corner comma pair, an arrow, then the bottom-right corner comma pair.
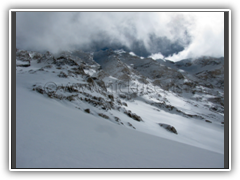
15,49 -> 224,169
16,84 -> 223,168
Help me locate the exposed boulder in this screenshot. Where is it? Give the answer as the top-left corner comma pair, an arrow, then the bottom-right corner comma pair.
84,109 -> 90,113
205,120 -> 212,123
131,113 -> 143,122
122,102 -> 128,107
124,110 -> 143,122
108,94 -> 114,101
119,94 -> 127,99
98,113 -> 109,119
158,123 -> 178,134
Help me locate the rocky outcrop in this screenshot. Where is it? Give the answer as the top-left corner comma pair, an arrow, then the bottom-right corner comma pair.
71,66 -> 86,75
158,123 -> 178,134
127,122 -> 136,129
123,110 -> 143,122
150,101 -> 204,120
19,48 -> 223,137
208,97 -> 224,107
205,120 -> 212,123
16,50 -> 31,61
98,113 -> 109,119
58,71 -> 68,78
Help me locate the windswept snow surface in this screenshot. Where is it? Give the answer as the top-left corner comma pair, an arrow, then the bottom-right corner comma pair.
15,50 -> 224,168
16,84 -> 223,168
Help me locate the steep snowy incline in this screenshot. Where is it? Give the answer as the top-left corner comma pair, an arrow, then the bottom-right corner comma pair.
16,82 -> 224,168
15,49 -> 225,168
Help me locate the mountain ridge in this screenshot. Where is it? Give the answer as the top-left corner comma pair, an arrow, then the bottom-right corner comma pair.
16,48 -> 224,158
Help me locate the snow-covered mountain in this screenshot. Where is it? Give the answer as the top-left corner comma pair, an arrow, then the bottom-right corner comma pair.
157,56 -> 224,89
16,48 -> 224,168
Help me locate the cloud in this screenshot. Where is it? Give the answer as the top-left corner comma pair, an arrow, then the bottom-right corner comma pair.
148,52 -> 164,60
165,12 -> 224,61
16,11 -> 224,61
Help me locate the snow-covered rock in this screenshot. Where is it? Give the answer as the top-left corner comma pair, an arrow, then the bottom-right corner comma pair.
15,48 -> 225,168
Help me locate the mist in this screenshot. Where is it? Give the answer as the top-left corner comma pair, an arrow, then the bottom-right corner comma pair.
16,11 -> 224,61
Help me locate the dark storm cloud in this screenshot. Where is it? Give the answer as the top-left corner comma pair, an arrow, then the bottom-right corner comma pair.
16,11 -> 224,60
147,34 -> 189,57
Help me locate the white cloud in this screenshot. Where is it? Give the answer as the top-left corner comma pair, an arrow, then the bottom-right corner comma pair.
165,12 -> 224,61
16,11 -> 224,60
148,52 -> 164,60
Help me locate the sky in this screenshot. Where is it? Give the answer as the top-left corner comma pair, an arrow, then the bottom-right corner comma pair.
16,11 -> 224,61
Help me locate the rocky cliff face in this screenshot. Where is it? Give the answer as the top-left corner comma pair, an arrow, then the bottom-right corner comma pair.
174,56 -> 224,89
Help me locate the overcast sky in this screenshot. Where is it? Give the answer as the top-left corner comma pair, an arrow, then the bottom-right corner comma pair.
16,11 -> 224,61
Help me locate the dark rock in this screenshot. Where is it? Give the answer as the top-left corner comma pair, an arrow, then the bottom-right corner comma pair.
84,109 -> 90,113
66,85 -> 79,93
116,99 -> 122,105
205,120 -> 212,123
114,117 -> 124,125
71,66 -> 85,75
185,114 -> 204,120
205,84 -> 213,89
210,106 -> 224,113
208,97 -> 224,106
108,94 -> 114,101
66,95 -> 77,101
119,94 -> 127,99
58,71 -> 68,78
124,110 -> 132,118
158,123 -> 178,134
122,102 -> 128,107
98,113 -> 109,119
127,122 -> 136,129
52,93 -> 64,100
57,56 -> 65,60
87,77 -> 94,84
166,126 -> 178,134
17,64 -> 30,67
32,52 -> 43,60
16,50 -> 31,61
95,80 -> 107,92
124,110 -> 143,122
36,86 -> 44,94
114,117 -> 120,122
151,102 -> 204,120
44,65 -> 52,69
131,113 -> 143,122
